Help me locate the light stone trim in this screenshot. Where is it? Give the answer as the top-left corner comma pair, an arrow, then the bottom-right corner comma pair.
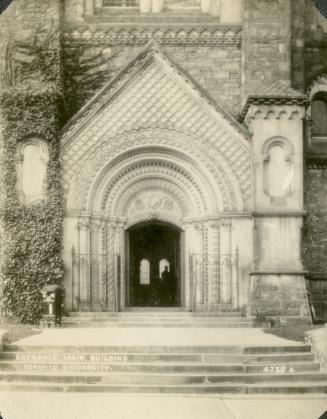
15,137 -> 49,205
63,27 -> 242,46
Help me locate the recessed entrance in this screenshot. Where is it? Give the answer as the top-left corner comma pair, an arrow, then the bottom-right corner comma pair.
127,222 -> 181,308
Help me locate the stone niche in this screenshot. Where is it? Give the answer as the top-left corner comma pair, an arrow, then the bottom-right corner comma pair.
16,138 -> 48,204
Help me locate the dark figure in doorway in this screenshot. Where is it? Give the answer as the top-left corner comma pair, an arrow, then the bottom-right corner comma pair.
161,266 -> 174,306
54,285 -> 65,327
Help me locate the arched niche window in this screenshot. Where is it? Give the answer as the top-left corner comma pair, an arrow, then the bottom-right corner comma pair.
263,138 -> 294,203
311,92 -> 327,136
140,259 -> 150,285
16,138 -> 48,204
159,259 -> 170,278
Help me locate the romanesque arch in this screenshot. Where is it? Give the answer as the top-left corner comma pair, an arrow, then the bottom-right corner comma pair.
60,43 -> 252,312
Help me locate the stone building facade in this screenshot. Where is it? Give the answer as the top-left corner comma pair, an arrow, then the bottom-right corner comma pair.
0,0 -> 326,322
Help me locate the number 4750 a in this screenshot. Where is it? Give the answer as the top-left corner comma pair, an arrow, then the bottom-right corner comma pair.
263,366 -> 295,374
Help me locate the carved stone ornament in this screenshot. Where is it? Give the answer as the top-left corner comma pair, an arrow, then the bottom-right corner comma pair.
61,42 -> 251,217
127,191 -> 180,219
63,26 -> 242,46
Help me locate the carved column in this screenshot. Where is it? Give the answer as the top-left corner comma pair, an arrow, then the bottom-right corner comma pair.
78,218 -> 91,310
207,221 -> 220,309
116,223 -> 125,310
90,219 -> 103,311
106,222 -> 118,311
219,219 -> 232,304
191,222 -> 207,311
183,225 -> 191,309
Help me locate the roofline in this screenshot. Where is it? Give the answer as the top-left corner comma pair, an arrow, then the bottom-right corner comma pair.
60,39 -> 250,147
60,41 -> 158,138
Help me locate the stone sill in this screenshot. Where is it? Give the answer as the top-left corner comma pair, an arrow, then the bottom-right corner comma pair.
250,271 -> 308,276
307,273 -> 327,280
252,211 -> 306,218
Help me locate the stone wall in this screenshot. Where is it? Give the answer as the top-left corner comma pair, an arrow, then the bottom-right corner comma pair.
290,0 -> 327,92
242,0 -> 291,102
0,0 -> 63,90
303,163 -> 327,275
249,274 -> 311,323
63,43 -> 242,120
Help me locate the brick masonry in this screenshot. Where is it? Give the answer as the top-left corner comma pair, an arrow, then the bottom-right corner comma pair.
242,0 -> 291,102
304,164 -> 327,274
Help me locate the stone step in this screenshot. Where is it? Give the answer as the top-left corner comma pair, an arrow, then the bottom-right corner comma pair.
62,319 -> 252,325
5,344 -> 311,354
0,371 -> 325,385
64,316 -> 247,322
0,351 -> 316,364
0,351 -> 315,363
0,380 -> 326,395
0,361 -> 319,374
62,318 -> 257,324
67,311 -> 242,317
61,321 -> 268,328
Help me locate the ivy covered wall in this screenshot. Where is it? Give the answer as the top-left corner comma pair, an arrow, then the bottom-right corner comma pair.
0,88 -> 64,323
0,0 -> 64,323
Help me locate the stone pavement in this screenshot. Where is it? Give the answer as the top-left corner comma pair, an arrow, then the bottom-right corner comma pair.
15,327 -> 299,347
0,392 -> 326,419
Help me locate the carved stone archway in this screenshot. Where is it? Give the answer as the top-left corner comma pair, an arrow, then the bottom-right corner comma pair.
65,138 -> 244,312
61,42 -> 252,312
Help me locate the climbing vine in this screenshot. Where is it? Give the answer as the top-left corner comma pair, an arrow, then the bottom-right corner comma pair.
0,85 -> 64,324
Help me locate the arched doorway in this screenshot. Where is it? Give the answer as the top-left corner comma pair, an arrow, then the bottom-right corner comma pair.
127,222 -> 182,308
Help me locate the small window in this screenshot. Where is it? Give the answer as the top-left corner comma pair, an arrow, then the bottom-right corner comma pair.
140,259 -> 150,285
311,93 -> 327,136
159,259 -> 170,278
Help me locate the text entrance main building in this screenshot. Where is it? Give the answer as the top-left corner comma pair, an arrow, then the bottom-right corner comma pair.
0,0 -> 326,323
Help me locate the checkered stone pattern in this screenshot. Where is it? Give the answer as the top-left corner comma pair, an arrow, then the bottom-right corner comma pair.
62,56 -> 251,213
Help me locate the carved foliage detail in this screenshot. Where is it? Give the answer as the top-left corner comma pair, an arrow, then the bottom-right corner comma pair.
128,191 -> 181,219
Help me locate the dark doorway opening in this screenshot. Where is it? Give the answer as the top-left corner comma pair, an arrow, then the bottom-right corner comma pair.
127,222 -> 181,307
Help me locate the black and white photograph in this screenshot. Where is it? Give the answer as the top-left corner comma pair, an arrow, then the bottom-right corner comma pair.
0,0 -> 326,418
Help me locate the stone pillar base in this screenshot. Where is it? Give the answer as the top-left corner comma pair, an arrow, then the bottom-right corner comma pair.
249,272 -> 311,324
